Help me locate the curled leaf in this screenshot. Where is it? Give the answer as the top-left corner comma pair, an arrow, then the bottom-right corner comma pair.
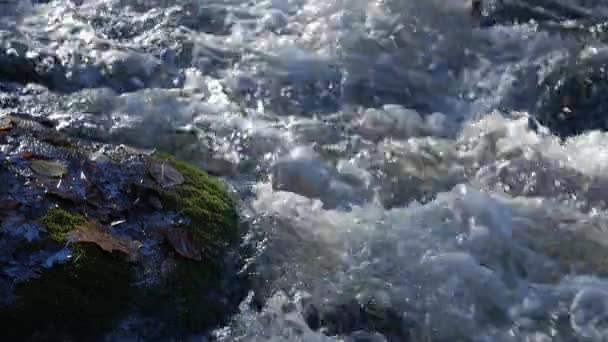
70,221 -> 142,261
162,226 -> 203,261
146,158 -> 184,188
30,160 -> 68,178
5,114 -> 47,132
20,152 -> 35,160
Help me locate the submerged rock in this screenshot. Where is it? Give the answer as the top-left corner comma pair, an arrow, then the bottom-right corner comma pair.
476,0 -> 608,42
0,113 -> 243,340
316,297 -> 417,341
535,50 -> 608,137
478,0 -> 598,27
0,41 -> 70,92
0,37 -> 183,94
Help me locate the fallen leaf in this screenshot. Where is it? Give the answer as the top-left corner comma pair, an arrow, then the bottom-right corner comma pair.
46,187 -> 85,205
0,125 -> 12,132
85,181 -> 106,208
40,131 -> 72,147
162,226 -> 203,261
5,114 -> 47,132
20,152 -> 48,160
120,144 -> 156,156
7,113 -> 56,129
20,152 -> 34,160
30,160 -> 68,178
70,221 -> 142,261
5,114 -> 70,146
146,158 -> 184,188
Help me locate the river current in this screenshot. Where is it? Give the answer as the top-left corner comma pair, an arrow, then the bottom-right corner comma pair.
4,0 -> 608,341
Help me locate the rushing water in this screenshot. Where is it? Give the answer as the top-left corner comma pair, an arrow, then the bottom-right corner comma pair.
4,0 -> 608,340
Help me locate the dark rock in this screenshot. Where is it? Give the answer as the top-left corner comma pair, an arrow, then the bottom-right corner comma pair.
535,51 -> 608,137
179,4 -> 231,35
314,297 -> 416,341
479,0 -> 596,28
0,113 -> 244,340
0,35 -> 184,94
0,41 -> 72,92
303,302 -> 321,331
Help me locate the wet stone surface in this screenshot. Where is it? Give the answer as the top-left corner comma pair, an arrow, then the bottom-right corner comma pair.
0,113 -> 245,340
535,50 -> 608,138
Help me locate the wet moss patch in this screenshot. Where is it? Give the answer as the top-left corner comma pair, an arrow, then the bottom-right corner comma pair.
137,153 -> 242,336
139,259 -> 230,338
154,152 -> 239,256
39,207 -> 87,242
0,121 -> 244,340
1,208 -> 135,341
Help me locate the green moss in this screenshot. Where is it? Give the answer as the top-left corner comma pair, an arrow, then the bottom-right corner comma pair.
141,153 -> 240,335
154,152 -> 239,256
139,259 -> 228,338
39,207 -> 87,242
1,208 -> 135,341
171,261 -> 223,330
8,155 -> 241,339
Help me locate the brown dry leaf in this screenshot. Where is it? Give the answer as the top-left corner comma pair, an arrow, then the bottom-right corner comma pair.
0,125 -> 12,132
30,160 -> 68,178
70,221 -> 142,261
163,226 -> 203,261
20,152 -> 49,160
146,158 -> 184,188
20,152 -> 35,160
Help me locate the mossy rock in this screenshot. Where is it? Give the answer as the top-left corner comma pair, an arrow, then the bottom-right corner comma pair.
138,259 -> 231,338
136,153 -> 241,337
1,208 -> 135,341
0,114 -> 243,339
154,152 -> 239,253
0,151 -> 242,340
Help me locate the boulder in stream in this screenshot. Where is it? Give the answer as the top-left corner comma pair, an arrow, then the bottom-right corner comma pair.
0,113 -> 243,340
